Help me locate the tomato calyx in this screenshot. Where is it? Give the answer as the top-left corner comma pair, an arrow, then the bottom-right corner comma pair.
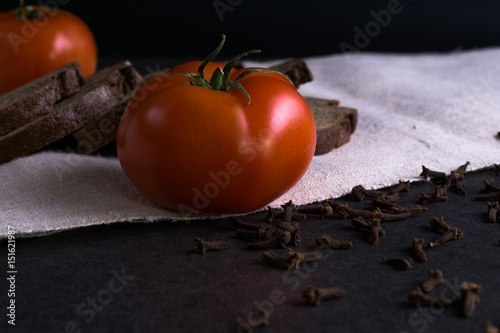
15,0 -> 57,20
176,34 -> 285,105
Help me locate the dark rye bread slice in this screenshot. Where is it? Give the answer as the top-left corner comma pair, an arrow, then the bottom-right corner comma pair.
269,58 -> 314,89
0,61 -> 143,164
68,69 -> 168,155
0,62 -> 83,136
305,97 -> 358,156
68,90 -> 133,154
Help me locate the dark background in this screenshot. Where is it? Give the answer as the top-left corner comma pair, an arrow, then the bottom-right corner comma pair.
2,0 -> 500,61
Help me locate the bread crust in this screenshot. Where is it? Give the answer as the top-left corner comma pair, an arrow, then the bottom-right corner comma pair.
0,61 -> 142,164
0,62 -> 83,136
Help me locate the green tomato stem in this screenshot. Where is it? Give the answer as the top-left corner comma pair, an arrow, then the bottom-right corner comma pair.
180,35 -> 289,105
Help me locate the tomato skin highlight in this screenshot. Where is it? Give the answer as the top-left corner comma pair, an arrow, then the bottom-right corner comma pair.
117,62 -> 316,214
0,6 -> 97,95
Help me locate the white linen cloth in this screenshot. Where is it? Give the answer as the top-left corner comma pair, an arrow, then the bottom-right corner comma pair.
2,48 -> 500,238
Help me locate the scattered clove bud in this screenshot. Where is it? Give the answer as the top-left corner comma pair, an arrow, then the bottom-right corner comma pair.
235,228 -> 269,242
429,216 -> 464,238
277,222 -> 301,246
460,281 -> 481,318
260,250 -> 295,270
383,257 -> 413,270
281,200 -> 297,222
422,269 -> 444,292
194,238 -> 231,255
285,248 -> 323,269
411,238 -> 428,263
297,201 -> 334,219
336,203 -> 371,219
370,207 -> 411,222
493,164 -> 500,176
372,197 -> 427,215
408,287 -> 452,308
420,165 -> 446,180
247,229 -> 291,250
236,305 -> 270,332
450,171 -> 466,196
485,322 -> 500,333
351,185 -> 387,201
420,192 -> 448,204
302,285 -> 347,306
428,228 -> 462,248
260,249 -> 322,270
315,234 -> 353,250
480,179 -> 500,193
351,216 -> 386,236
487,201 -> 500,223
265,205 -> 275,223
368,214 -> 383,245
474,191 -> 500,201
391,180 -> 411,195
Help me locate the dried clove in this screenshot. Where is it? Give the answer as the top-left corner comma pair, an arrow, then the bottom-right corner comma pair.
485,322 -> 500,333
351,185 -> 387,201
411,238 -> 428,263
422,269 -> 444,292
420,165 -> 446,180
450,171 -> 466,196
391,180 -> 411,195
428,228 -> 462,248
420,192 -> 448,204
460,281 -> 481,318
351,216 -> 386,236
383,257 -> 413,270
429,216 -> 464,239
454,161 -> 470,178
474,191 -> 500,201
261,249 -> 322,270
336,203 -> 372,219
297,201 -> 334,219
236,305 -> 270,331
235,228 -> 269,242
480,179 -> 500,193
281,200 -> 297,222
368,215 -> 383,245
370,207 -> 411,222
408,287 -> 452,308
285,248 -> 323,269
487,201 -> 500,223
265,205 -> 275,223
194,238 -> 231,255
260,250 -> 295,270
372,197 -> 427,215
247,229 -> 291,250
302,285 -> 347,306
277,222 -> 301,246
494,164 -> 500,176
315,233 -> 353,250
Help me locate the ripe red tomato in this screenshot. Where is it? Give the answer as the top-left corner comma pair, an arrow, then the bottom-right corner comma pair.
117,42 -> 316,214
0,4 -> 97,95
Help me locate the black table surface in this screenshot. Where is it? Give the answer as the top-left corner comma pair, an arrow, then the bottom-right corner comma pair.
1,58 -> 500,333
